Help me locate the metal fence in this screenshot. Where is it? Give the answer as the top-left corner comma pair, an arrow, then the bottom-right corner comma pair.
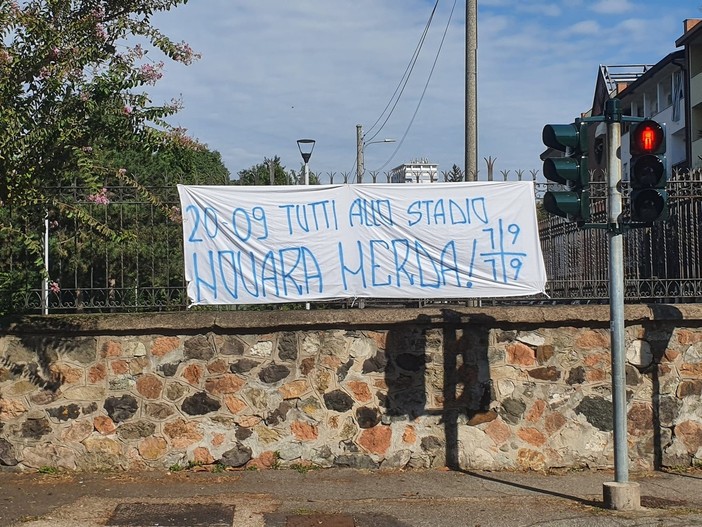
1,168 -> 700,314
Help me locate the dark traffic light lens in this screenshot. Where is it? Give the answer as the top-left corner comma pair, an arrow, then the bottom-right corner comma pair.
631,155 -> 664,188
631,189 -> 666,223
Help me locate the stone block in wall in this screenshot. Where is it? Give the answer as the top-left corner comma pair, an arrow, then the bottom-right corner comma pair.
678,379 -> 702,397
323,390 -> 354,412
258,364 -> 290,384
184,335 -> 215,361
277,332 -> 298,362
181,391 -> 220,415
575,396 -> 613,432
164,418 -> 203,449
220,443 -> 252,467
104,394 -> 138,423
230,358 -> 259,374
23,443 -> 77,470
150,336 -> 181,361
21,416 -> 52,439
136,374 -> 164,399
138,436 -> 168,461
204,374 -> 245,395
117,420 -> 156,441
0,437 -> 18,466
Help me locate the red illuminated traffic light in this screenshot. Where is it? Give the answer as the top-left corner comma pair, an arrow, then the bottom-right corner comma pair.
630,120 -> 664,156
629,119 -> 667,223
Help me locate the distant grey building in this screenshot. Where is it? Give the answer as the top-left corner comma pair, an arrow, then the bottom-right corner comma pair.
389,159 -> 438,183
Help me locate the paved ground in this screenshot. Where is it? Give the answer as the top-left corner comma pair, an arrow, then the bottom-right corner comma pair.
1,467 -> 701,527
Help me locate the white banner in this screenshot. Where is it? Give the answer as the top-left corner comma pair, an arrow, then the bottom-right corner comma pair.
177,182 -> 547,305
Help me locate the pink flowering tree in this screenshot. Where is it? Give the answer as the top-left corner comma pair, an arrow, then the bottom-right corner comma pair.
0,0 -> 209,312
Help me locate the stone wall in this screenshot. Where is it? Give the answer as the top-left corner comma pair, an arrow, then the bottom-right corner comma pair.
0,305 -> 701,472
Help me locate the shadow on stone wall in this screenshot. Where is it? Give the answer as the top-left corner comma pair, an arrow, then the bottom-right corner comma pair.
383,315 -> 430,420
439,310 -> 494,470
642,305 -> 682,470
1,317 -> 93,393
383,311 -> 494,470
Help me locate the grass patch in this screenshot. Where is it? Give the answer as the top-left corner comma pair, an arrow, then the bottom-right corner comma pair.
289,463 -> 320,474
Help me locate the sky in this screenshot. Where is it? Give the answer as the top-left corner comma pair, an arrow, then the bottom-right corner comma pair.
147,0 -> 697,182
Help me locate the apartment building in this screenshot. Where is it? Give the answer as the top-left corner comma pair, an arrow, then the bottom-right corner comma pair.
593,19 -> 702,174
389,159 -> 438,184
614,51 -> 687,176
676,18 -> 702,168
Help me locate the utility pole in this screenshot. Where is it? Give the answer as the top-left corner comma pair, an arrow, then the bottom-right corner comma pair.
465,0 -> 479,307
356,124 -> 364,184
465,0 -> 477,182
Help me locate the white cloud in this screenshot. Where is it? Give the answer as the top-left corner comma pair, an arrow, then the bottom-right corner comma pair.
591,0 -> 634,15
570,20 -> 602,36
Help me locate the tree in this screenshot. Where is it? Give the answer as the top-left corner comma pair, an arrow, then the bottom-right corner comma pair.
442,164 -> 465,182
236,156 -> 291,186
0,0 -> 202,313
46,144 -> 230,311
236,156 -> 320,185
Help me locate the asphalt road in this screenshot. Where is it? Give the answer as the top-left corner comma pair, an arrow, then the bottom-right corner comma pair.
2,467 -> 701,527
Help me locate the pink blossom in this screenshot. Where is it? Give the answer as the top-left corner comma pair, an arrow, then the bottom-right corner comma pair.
166,97 -> 184,112
0,49 -> 11,65
87,188 -> 110,205
173,41 -> 200,65
129,44 -> 145,59
168,127 -> 201,150
122,105 -> 132,115
138,62 -> 164,85
49,281 -> 60,294
168,206 -> 182,223
91,6 -> 106,20
95,23 -> 108,41
117,168 -> 127,177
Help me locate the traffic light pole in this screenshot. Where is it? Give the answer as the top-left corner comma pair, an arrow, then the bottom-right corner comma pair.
602,98 -> 640,510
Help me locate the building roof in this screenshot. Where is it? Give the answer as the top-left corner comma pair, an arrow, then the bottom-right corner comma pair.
615,51 -> 685,99
675,18 -> 702,47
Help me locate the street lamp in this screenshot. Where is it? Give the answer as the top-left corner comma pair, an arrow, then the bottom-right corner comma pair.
296,138 -> 316,185
356,125 -> 395,183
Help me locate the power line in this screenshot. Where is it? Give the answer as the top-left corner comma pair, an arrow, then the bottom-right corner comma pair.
375,0 -> 457,172
363,0 -> 440,145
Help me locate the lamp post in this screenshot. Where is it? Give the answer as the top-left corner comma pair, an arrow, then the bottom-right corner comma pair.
356,124 -> 395,183
296,139 -> 316,185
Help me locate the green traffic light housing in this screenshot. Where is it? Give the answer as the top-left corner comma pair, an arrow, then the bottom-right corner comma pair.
541,121 -> 590,223
629,119 -> 668,224
543,124 -> 580,152
543,190 -> 588,219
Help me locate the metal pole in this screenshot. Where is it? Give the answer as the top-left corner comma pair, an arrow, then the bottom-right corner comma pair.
305,159 -> 310,310
356,124 -> 364,184
43,212 -> 49,315
465,0 -> 477,182
606,99 -> 628,483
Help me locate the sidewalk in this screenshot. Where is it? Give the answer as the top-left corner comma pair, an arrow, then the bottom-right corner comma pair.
1,467 -> 701,527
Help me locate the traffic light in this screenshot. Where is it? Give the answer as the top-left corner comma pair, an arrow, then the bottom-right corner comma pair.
629,119 -> 667,223
542,121 -> 590,222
